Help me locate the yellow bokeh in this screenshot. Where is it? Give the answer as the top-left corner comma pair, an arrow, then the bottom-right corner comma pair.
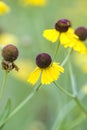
74,53 -> 87,73
12,59 -> 34,82
0,33 -> 18,46
0,1 -> 10,15
81,84 -> 87,94
20,0 -> 46,6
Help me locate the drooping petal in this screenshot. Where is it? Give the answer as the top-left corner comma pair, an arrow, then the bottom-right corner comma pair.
72,40 -> 87,54
50,63 -> 64,80
60,28 -> 87,54
0,2 -> 10,15
43,29 -> 59,43
41,62 -> 64,85
27,67 -> 41,85
60,28 -> 77,48
41,68 -> 52,84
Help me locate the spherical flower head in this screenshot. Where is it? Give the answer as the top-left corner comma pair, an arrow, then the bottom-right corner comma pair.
2,44 -> 19,62
55,19 -> 71,32
36,53 -> 52,68
75,27 -> 87,41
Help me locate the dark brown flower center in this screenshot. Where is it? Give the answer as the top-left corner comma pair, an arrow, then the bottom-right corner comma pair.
55,19 -> 71,32
36,53 -> 52,68
2,44 -> 19,62
75,27 -> 87,41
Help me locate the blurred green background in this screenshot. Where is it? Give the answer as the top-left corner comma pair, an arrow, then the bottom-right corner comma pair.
0,0 -> 87,130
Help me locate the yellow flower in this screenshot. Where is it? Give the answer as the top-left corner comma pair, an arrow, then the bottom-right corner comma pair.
73,26 -> 87,54
0,1 -> 10,15
27,53 -> 64,85
72,39 -> 87,54
20,0 -> 46,6
43,19 -> 87,54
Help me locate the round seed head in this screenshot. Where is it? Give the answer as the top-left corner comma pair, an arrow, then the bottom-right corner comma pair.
36,53 -> 52,68
2,44 -> 19,62
55,19 -> 71,32
75,26 -> 87,41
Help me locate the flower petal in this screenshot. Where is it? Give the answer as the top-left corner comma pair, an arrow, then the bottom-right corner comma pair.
27,67 -> 41,85
60,28 -> 77,48
41,68 -> 52,84
41,62 -> 64,85
60,28 -> 87,54
73,40 -> 87,54
43,29 -> 59,43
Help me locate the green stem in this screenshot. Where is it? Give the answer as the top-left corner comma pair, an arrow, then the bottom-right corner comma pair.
0,70 -> 8,100
69,63 -> 77,96
53,40 -> 60,60
61,48 -> 72,66
52,91 -> 86,130
69,63 -> 87,115
0,84 -> 41,127
54,82 -> 87,116
74,96 -> 87,116
53,82 -> 74,98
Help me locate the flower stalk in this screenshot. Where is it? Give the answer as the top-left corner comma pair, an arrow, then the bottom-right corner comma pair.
53,81 -> 74,98
53,40 -> 60,60
61,48 -> 72,66
0,84 -> 41,127
54,82 -> 87,116
69,63 -> 87,115
0,70 -> 8,100
74,96 -> 87,116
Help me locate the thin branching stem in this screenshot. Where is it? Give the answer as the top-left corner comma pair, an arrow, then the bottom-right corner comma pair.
0,70 -> 8,100
0,84 -> 41,127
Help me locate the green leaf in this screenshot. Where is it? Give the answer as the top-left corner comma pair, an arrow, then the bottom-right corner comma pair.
0,99 -> 11,128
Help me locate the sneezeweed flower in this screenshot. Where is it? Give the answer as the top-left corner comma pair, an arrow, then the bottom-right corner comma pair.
20,0 -> 46,6
27,53 -> 64,85
0,1 -> 10,15
1,44 -> 19,72
43,19 -> 87,54
73,27 -> 87,54
43,19 -> 74,44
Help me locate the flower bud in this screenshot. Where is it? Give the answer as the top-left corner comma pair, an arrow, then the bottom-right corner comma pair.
36,53 -> 52,68
75,27 -> 87,41
55,19 -> 71,32
2,44 -> 19,62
